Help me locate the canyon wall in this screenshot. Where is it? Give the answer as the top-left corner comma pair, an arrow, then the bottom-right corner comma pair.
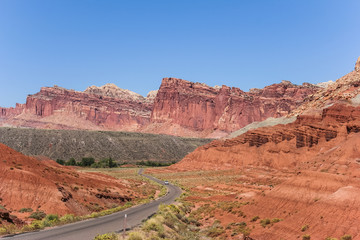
171,103 -> 360,172
0,84 -> 153,131
0,78 -> 318,138
150,78 -> 317,137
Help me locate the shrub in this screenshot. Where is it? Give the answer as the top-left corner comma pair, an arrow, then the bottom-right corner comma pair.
30,220 -> 44,230
163,212 -> 177,229
0,224 -> 18,234
94,233 -> 118,240
302,234 -> 311,240
143,218 -> 164,233
341,235 -> 352,240
271,218 -> 282,223
19,208 -> 33,213
81,157 -> 95,167
42,214 -> 59,226
127,232 -> 143,240
136,160 -> 174,167
29,210 -> 46,220
207,225 -> 225,238
260,218 -> 271,228
207,220 -> 225,238
21,224 -> 34,232
65,158 -> 77,166
251,216 -> 260,222
59,214 -> 75,224
56,159 -> 65,165
91,158 -> 118,168
301,224 -> 309,232
0,227 -> 7,234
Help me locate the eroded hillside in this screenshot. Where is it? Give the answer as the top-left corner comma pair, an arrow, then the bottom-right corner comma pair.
0,143 -> 157,223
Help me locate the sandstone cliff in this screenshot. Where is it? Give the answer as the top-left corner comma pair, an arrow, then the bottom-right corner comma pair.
0,79 -> 317,137
0,85 -> 154,131
147,78 -> 317,137
172,103 -> 360,171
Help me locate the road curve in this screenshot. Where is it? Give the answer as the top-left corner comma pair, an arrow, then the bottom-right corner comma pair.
3,169 -> 182,240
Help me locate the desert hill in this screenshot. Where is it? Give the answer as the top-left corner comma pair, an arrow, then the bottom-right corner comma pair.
0,78 -> 317,138
0,143 -> 143,223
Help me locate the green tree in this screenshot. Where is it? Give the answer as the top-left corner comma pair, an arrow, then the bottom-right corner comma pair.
56,159 -> 65,165
81,157 -> 95,167
65,158 -> 77,166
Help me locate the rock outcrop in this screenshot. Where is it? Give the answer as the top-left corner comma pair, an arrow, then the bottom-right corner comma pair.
84,83 -> 145,102
292,58 -> 360,116
1,57 -> 360,138
171,103 -> 360,171
0,80 -> 316,137
356,56 -> 360,72
148,78 -> 317,137
0,85 -> 154,131
0,103 -> 25,118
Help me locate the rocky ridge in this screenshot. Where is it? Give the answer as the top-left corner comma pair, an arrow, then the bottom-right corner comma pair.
84,83 -> 145,102
0,85 -> 154,131
0,78 -> 317,138
291,59 -> 360,116
172,103 -> 360,171
149,78 -> 318,137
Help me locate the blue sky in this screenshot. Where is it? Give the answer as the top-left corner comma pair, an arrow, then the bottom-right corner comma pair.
1,0 -> 360,107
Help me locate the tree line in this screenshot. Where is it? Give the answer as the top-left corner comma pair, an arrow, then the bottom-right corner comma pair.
56,158 -> 176,168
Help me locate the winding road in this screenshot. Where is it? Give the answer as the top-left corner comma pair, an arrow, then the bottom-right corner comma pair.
3,169 -> 182,240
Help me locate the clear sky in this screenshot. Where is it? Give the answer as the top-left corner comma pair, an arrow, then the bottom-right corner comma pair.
1,0 -> 360,107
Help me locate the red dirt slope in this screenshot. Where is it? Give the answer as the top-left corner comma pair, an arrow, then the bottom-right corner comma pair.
0,143 -> 139,222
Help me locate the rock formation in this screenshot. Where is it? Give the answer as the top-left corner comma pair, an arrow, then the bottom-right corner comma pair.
171,103 -> 360,170
0,79 -> 317,137
0,85 -> 154,131
148,78 -> 317,137
356,56 -> 360,72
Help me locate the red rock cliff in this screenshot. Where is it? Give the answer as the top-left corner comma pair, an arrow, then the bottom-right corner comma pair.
0,84 -> 153,131
150,78 -> 318,134
0,79 -> 317,137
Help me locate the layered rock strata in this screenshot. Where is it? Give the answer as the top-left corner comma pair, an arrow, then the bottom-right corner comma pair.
150,78 -> 317,137
172,104 -> 360,171
0,79 -> 317,137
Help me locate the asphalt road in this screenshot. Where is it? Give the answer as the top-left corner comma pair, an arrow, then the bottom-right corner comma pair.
3,169 -> 182,240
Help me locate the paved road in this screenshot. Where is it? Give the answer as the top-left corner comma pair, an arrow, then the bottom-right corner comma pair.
3,169 -> 182,240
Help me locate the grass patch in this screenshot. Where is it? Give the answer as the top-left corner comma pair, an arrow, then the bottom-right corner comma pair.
19,208 -> 33,213
94,233 -> 118,240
